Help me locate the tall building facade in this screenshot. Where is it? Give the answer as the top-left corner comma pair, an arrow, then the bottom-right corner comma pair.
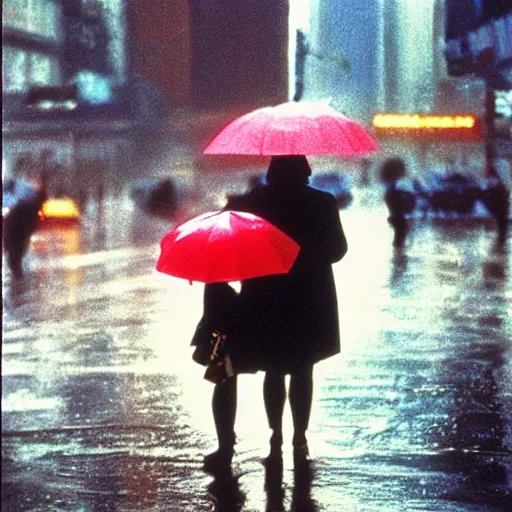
442,0 -> 512,169
2,0 -> 137,197
128,0 -> 289,110
3,0 -> 62,94
298,0 -> 510,177
129,0 -> 192,107
303,0 -> 440,119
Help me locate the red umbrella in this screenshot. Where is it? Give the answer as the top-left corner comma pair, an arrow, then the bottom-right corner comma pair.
203,101 -> 378,156
156,210 -> 300,283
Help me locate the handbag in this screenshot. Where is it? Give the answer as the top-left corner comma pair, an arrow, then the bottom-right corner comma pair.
191,319 -> 214,366
202,331 -> 235,384
192,326 -> 235,383
191,283 -> 240,383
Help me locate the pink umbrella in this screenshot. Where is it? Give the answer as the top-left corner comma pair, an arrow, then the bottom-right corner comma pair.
203,101 -> 378,156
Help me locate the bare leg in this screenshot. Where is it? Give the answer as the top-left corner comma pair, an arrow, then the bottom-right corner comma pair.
289,366 -> 313,448
204,377 -> 237,472
212,376 -> 237,450
264,371 -> 286,455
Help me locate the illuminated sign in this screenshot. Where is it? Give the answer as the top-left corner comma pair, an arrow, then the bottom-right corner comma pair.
372,114 -> 483,140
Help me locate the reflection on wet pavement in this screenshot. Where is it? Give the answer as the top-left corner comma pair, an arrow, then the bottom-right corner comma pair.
2,190 -> 511,511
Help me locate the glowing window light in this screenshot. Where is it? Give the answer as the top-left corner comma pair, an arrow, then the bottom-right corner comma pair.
372,114 -> 477,130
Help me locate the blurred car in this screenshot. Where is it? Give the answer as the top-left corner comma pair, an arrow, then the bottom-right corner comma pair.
413,172 -> 483,217
309,171 -> 353,209
131,177 -> 179,218
38,197 -> 80,225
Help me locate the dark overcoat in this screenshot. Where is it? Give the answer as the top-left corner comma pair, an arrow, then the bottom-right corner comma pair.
226,182 -> 348,373
191,282 -> 260,374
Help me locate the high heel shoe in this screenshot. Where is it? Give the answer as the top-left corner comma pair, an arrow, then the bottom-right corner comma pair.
293,443 -> 311,468
203,447 -> 234,473
263,431 -> 283,466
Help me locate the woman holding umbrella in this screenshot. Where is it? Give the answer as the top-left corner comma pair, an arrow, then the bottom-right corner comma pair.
198,101 -> 376,470
226,155 -> 348,467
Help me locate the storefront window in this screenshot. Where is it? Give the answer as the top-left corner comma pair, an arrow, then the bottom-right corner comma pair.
3,47 -> 28,92
2,0 -> 29,31
3,46 -> 59,92
32,0 -> 59,39
30,53 -> 58,86
99,0 -> 126,81
2,0 -> 59,40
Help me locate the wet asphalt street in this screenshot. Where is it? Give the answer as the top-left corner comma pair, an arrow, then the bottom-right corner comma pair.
2,186 -> 512,512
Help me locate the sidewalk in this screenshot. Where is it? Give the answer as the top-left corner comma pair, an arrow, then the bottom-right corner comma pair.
2,189 -> 511,511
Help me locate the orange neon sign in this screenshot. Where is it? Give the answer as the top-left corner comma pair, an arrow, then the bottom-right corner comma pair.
372,114 -> 483,140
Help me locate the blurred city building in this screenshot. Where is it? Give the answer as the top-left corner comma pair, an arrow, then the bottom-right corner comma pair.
442,0 -> 512,168
298,0 -> 511,182
130,0 -> 192,107
129,0 -> 288,109
3,1 -> 511,196
2,0 -> 140,199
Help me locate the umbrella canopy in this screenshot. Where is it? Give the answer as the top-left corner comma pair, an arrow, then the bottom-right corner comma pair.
156,210 -> 300,283
203,101 -> 378,156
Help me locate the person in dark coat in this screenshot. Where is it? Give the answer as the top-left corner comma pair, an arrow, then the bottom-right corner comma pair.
194,279 -> 268,473
481,166 -> 510,248
293,29 -> 309,102
3,179 -> 46,279
220,155 -> 348,467
379,158 -> 416,248
192,282 -> 242,473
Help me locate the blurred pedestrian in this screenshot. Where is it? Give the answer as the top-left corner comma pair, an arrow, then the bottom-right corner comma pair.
481,166 -> 510,248
360,158 -> 372,187
293,30 -> 309,102
13,152 -> 35,178
97,183 -> 105,204
38,148 -> 54,196
78,188 -> 88,210
3,179 -> 46,278
379,157 -> 416,248
147,178 -> 177,217
222,155 -> 348,468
